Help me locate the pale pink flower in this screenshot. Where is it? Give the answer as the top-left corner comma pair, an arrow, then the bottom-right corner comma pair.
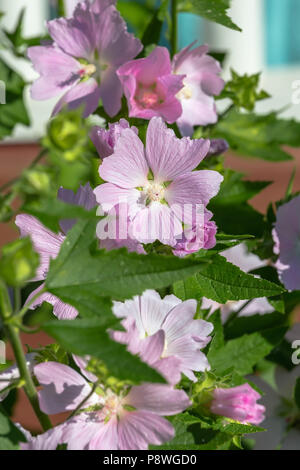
28,0 -> 142,117
210,384 -> 265,425
94,117 -> 223,246
15,184 -> 96,319
117,47 -> 184,123
34,361 -> 191,450
172,43 -> 224,136
272,195 -> 300,291
111,290 -> 213,383
90,119 -> 138,159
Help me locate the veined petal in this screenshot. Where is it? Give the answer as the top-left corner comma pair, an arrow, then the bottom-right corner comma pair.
146,117 -> 210,182
15,214 -> 64,281
118,411 -> 174,450
166,170 -> 223,224
125,384 -> 191,415
99,129 -> 148,188
28,46 -> 80,100
161,299 -> 197,342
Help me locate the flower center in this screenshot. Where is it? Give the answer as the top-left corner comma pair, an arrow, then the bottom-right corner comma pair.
176,83 -> 193,101
144,181 -> 165,202
79,63 -> 97,78
135,84 -> 161,108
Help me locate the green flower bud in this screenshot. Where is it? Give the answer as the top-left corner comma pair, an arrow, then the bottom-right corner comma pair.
0,237 -> 39,287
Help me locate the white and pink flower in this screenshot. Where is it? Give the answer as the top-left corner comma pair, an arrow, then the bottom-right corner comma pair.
111,290 -> 213,383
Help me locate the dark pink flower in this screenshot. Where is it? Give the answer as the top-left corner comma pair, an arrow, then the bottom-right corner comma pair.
210,384 -> 265,425
117,47 -> 184,123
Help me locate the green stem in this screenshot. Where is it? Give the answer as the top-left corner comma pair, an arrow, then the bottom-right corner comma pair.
0,281 -> 51,431
13,288 -> 21,315
28,148 -> 47,169
6,323 -> 52,431
170,0 -> 178,57
68,380 -> 100,420
12,287 -> 46,321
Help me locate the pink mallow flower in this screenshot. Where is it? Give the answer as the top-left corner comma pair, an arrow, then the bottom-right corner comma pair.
33,361 -> 191,450
94,117 -> 223,246
210,384 -> 265,425
272,195 -> 300,291
117,47 -> 184,123
28,0 -> 142,117
111,290 -> 213,383
172,42 -> 224,136
172,209 -> 217,257
90,119 -> 138,159
15,184 -> 96,320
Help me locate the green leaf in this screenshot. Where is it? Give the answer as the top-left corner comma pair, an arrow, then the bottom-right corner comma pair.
189,413 -> 265,435
117,1 -> 154,37
0,58 -> 30,139
23,197 -> 96,233
224,312 -> 287,340
209,203 -> 265,237
178,0 -> 241,32
45,218 -> 211,315
141,0 -> 168,49
173,255 -> 285,304
0,406 -> 26,450
218,70 -> 270,111
211,109 -> 297,162
207,310 -> 224,359
208,327 -> 287,375
294,377 -> 300,410
0,237 -> 39,287
211,170 -> 271,206
43,318 -> 165,384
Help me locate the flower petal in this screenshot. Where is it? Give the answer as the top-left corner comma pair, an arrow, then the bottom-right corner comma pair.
28,46 -> 80,100
88,417 -> 119,450
99,129 -> 148,188
15,214 -> 64,281
52,78 -> 101,118
118,411 -> 174,450
130,202 -> 183,245
125,384 -> 191,415
146,117 -> 210,182
166,170 -> 223,224
34,362 -> 96,414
